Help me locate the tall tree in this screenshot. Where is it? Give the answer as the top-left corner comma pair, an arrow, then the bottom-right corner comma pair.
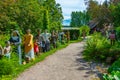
0,0 -> 63,33
109,3 -> 120,27
70,11 -> 90,27
43,0 -> 63,30
85,0 -> 112,28
43,10 -> 49,30
110,0 -> 120,5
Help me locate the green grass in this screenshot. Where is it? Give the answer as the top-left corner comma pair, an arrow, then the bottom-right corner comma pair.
70,40 -> 82,43
70,38 -> 82,43
0,40 -> 81,80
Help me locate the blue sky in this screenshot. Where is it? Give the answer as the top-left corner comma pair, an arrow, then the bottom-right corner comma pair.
55,0 -> 106,25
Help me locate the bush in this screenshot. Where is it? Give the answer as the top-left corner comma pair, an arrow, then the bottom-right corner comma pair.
103,71 -> 120,80
84,33 -> 120,63
103,59 -> 120,80
108,59 -> 120,73
116,27 -> 120,41
0,0 -> 63,33
83,33 -> 111,62
79,25 -> 90,36
69,30 -> 80,40
0,34 -> 10,46
0,59 -> 14,76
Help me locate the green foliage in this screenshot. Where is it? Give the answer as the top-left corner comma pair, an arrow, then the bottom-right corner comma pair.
0,59 -> 14,76
108,59 -> 120,73
83,33 -> 111,61
85,0 -> 120,28
103,71 -> 120,80
116,27 -> 120,41
0,75 -> 13,80
0,35 -> 9,46
43,0 -> 63,29
103,59 -> 120,80
69,30 -> 80,40
83,32 -> 120,62
43,10 -> 49,30
85,33 -> 120,79
70,11 -> 90,27
0,0 -> 63,33
79,25 -> 90,36
109,3 -> 120,27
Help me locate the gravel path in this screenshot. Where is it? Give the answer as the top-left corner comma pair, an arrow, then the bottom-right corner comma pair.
16,42 -> 103,80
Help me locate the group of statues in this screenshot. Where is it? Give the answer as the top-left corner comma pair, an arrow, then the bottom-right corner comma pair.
0,29 -> 70,64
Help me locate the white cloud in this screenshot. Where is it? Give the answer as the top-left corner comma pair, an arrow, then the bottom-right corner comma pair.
55,0 -> 107,25
56,0 -> 87,20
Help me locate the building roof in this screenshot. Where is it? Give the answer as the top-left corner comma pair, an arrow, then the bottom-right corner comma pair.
88,21 -> 99,29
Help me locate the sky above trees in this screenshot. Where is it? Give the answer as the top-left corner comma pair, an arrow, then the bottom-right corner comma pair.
55,0 -> 107,25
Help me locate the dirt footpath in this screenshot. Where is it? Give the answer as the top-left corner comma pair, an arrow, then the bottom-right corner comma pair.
16,42 -> 103,80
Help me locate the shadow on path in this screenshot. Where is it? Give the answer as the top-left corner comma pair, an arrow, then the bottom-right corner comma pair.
75,52 -> 104,79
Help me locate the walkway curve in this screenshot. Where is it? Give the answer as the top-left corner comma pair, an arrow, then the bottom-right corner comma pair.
16,42 -> 100,80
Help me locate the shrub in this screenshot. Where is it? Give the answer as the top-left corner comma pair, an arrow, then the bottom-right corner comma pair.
79,25 -> 90,36
108,59 -> 120,73
103,71 -> 120,80
0,35 -> 10,46
83,33 -> 111,62
0,59 -> 14,76
116,27 -> 120,41
69,30 -> 80,40
103,59 -> 120,80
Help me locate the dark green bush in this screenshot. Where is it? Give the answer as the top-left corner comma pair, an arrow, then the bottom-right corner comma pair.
83,33 -> 111,61
108,59 -> 120,73
0,59 -> 14,76
69,30 -> 80,40
116,27 -> 120,41
84,32 -> 120,63
103,59 -> 120,80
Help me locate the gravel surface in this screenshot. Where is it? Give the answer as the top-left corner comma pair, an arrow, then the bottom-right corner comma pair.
16,42 -> 104,80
